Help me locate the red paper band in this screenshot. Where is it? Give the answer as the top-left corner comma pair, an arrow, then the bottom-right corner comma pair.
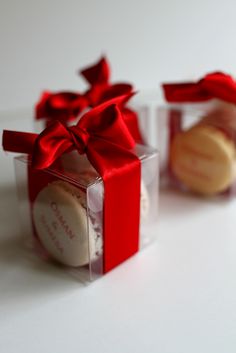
162,72 -> 236,104
3,97 -> 141,273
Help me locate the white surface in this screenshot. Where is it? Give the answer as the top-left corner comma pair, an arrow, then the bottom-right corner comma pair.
1,0 -> 236,110
1,113 -> 236,352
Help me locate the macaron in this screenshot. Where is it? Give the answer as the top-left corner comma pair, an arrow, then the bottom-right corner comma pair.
170,124 -> 236,195
32,181 -> 102,267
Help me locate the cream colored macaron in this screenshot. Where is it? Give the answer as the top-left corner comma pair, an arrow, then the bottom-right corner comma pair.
170,125 -> 236,195
32,181 -> 102,267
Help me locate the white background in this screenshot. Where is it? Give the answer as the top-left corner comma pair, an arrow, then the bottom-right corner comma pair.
1,1 -> 236,352
1,0 -> 236,111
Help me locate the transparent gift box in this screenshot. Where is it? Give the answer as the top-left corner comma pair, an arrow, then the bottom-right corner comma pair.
14,144 -> 159,282
157,100 -> 236,197
130,90 -> 161,147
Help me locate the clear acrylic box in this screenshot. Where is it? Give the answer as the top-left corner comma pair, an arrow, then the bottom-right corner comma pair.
14,144 -> 159,282
157,100 -> 236,197
130,90 -> 161,148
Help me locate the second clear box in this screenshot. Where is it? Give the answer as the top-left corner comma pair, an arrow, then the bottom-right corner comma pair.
157,100 -> 236,197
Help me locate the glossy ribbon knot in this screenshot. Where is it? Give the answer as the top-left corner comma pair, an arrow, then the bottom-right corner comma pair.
69,125 -> 90,153
163,72 -> 236,104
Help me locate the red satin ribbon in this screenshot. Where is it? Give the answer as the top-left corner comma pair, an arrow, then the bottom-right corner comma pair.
163,72 -> 236,104
35,57 -> 143,144
3,98 -> 141,273
80,56 -> 143,143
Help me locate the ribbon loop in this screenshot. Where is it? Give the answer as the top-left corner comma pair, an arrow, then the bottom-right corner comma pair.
80,56 -> 110,86
35,91 -> 88,122
32,121 -> 73,169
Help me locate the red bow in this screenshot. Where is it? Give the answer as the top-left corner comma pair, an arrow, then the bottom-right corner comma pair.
163,72 -> 236,104
80,57 -> 143,143
35,57 -> 143,144
80,56 -> 133,105
3,97 -> 141,273
35,91 -> 87,122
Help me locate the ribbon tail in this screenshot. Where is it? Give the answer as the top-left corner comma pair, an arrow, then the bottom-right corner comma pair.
162,72 -> 236,103
162,82 -> 212,102
2,130 -> 37,154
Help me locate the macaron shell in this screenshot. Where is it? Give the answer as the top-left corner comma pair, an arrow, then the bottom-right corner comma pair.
170,125 -> 236,195
33,182 -> 96,267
